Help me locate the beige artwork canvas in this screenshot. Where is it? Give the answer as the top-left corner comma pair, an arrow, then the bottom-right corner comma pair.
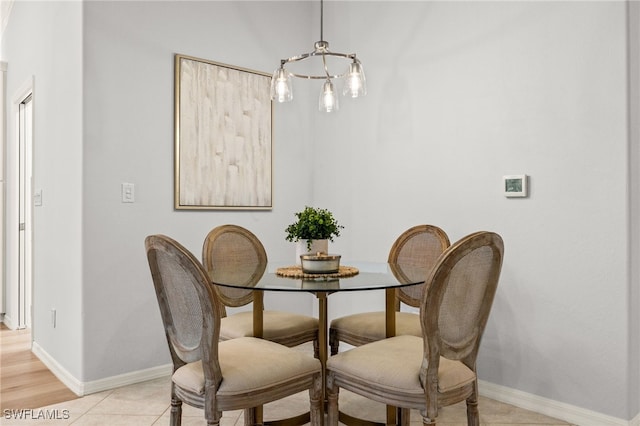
174,54 -> 272,210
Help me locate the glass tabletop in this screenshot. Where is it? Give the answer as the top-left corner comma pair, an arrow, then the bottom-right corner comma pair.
209,260 -> 428,293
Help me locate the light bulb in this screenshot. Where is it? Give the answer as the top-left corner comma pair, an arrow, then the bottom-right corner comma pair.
270,68 -> 293,102
343,61 -> 366,98
319,79 -> 339,112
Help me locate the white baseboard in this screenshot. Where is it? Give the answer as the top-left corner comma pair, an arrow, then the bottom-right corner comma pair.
2,314 -> 15,330
32,341 -> 84,396
479,379 -> 632,426
31,341 -> 172,397
81,363 -> 173,396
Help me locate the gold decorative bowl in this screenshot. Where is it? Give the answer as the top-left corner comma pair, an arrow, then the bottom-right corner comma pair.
300,253 -> 341,274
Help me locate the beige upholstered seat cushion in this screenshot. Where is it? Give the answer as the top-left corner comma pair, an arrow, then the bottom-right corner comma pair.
173,337 -> 321,396
330,311 -> 422,340
327,335 -> 475,394
220,311 -> 318,340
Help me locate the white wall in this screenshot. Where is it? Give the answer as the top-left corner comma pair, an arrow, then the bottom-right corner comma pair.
1,1 -> 83,378
81,1 -> 318,381
310,1 -> 633,420
2,0 -> 638,422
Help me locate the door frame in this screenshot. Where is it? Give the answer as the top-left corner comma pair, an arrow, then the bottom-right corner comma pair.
0,62 -> 6,320
7,76 -> 34,331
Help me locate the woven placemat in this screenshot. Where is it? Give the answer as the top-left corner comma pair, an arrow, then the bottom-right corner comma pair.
276,265 -> 359,279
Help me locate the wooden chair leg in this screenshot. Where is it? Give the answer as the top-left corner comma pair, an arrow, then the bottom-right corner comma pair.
466,395 -> 480,426
203,388 -> 221,426
329,329 -> 339,355
243,408 -> 256,426
309,372 -> 324,426
203,404 -> 220,426
313,338 -> 320,359
422,416 -> 436,426
327,373 -> 339,426
399,407 -> 410,426
466,380 -> 480,426
169,387 -> 182,426
424,400 -> 437,426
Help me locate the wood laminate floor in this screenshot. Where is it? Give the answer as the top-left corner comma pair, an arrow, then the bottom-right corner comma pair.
1,324 -> 78,411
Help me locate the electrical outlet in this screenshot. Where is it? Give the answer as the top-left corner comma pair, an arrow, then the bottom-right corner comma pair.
51,309 -> 56,328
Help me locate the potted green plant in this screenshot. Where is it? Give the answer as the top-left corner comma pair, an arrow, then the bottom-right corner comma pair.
285,206 -> 344,262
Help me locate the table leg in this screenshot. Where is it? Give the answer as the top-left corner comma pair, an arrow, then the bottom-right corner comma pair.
385,288 -> 397,425
253,290 -> 264,338
385,288 -> 396,339
316,292 -> 328,403
253,291 -> 264,424
338,288 -> 400,426
251,291 -> 313,425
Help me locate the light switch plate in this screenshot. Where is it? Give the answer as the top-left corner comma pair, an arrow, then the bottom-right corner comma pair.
122,183 -> 135,203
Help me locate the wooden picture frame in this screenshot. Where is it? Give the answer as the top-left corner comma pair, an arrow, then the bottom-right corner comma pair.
174,54 -> 273,210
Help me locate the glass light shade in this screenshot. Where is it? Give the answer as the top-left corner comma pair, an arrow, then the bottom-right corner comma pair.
270,68 -> 293,102
343,62 -> 366,98
319,79 -> 339,112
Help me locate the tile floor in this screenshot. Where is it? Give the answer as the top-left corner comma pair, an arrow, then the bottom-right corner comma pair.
2,338 -> 573,426
2,374 -> 573,426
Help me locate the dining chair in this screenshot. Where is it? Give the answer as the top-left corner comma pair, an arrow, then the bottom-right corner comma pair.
329,224 -> 450,355
326,231 -> 504,426
146,234 -> 323,426
202,225 -> 319,355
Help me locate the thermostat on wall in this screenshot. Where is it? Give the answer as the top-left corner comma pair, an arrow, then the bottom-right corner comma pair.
503,175 -> 528,198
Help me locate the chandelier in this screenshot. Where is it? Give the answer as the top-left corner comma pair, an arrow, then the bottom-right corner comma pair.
270,0 -> 367,112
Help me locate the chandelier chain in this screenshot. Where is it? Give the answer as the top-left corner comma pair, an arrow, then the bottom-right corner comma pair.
320,0 -> 324,42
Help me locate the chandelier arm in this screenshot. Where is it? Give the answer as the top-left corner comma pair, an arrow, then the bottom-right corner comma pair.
281,50 -> 358,64
280,50 -> 360,80
322,52 -> 331,79
288,72 -> 346,80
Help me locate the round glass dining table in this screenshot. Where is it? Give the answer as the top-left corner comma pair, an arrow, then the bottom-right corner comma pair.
210,260 -> 428,426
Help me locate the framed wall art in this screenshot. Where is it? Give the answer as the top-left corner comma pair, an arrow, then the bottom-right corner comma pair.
503,174 -> 528,198
174,54 -> 273,210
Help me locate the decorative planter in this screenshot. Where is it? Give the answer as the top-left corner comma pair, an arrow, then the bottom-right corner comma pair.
295,239 -> 329,265
300,253 -> 341,274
